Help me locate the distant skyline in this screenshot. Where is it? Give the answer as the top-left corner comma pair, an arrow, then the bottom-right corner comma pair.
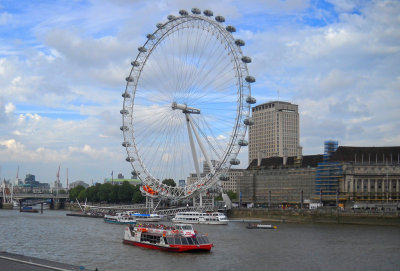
1,0 -> 399,185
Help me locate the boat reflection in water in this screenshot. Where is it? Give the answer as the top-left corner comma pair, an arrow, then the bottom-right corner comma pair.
123,223 -> 213,252
246,223 -> 277,229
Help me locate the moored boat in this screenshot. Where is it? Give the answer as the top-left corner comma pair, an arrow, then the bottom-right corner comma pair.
246,223 -> 277,229
172,211 -> 228,225
104,213 -> 136,225
20,207 -> 39,213
128,212 -> 162,222
123,223 -> 213,252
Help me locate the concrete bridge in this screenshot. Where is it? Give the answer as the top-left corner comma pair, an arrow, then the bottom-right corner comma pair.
12,193 -> 69,200
0,193 -> 69,211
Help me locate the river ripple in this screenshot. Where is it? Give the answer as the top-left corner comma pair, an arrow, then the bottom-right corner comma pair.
0,209 -> 399,271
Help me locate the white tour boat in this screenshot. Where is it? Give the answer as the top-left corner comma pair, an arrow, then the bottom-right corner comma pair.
171,211 -> 228,225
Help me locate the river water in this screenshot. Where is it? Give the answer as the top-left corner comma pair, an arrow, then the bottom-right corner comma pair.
0,209 -> 399,271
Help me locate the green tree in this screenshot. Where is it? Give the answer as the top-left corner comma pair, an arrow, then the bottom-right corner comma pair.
98,183 -> 113,202
69,185 -> 85,201
214,194 -> 222,201
85,186 -> 98,202
162,178 -> 176,187
132,185 -> 145,203
118,181 -> 133,203
227,191 -> 237,201
77,189 -> 86,202
110,185 -> 119,203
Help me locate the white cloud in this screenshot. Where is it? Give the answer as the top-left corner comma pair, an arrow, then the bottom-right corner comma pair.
4,102 -> 15,114
0,12 -> 11,25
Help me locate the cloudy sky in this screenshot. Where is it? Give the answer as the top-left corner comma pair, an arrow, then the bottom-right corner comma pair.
0,0 -> 399,185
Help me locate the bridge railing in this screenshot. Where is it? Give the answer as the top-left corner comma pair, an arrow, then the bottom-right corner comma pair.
13,193 -> 69,199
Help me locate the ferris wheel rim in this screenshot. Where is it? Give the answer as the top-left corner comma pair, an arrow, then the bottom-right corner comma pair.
121,10 -> 253,199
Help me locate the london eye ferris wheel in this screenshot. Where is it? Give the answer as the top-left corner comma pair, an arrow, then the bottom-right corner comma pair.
120,8 -> 256,200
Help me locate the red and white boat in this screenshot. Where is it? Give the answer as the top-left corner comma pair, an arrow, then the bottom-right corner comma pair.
122,223 -> 213,252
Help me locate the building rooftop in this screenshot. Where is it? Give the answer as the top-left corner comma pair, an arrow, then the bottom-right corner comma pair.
330,146 -> 400,163
248,154 -> 323,170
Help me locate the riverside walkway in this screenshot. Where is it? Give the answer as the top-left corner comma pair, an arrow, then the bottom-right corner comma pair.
0,251 -> 95,271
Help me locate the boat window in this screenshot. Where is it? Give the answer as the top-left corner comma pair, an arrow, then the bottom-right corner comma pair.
166,237 -> 175,245
186,237 -> 194,245
174,237 -> 182,245
181,237 -> 188,245
199,236 -> 208,244
182,225 -> 192,230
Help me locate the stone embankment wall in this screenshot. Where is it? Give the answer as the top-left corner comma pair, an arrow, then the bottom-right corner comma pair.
228,208 -> 400,226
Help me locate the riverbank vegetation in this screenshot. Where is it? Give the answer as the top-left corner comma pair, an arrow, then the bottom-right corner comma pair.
68,181 -> 145,204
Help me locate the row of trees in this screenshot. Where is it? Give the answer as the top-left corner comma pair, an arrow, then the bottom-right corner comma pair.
69,182 -> 145,204
68,179 -> 236,204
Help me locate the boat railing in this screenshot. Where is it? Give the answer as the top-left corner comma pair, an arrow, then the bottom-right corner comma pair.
154,205 -> 215,216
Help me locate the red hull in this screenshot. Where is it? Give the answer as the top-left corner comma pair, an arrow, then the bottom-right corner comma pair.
123,239 -> 212,252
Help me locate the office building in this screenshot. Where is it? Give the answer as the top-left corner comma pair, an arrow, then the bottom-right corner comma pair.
249,101 -> 300,164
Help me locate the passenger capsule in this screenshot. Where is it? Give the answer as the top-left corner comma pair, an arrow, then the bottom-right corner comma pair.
131,60 -> 140,67
235,39 -> 245,46
120,109 -> 129,115
146,34 -> 155,40
179,10 -> 188,16
219,175 -> 229,181
138,47 -> 147,53
215,15 -> 225,23
245,76 -> 256,83
167,14 -> 176,21
122,141 -> 131,147
122,92 -> 131,98
191,8 -> 201,14
243,118 -> 254,126
156,23 -> 164,29
230,158 -> 240,165
226,25 -> 236,33
238,139 -> 248,146
246,96 -> 256,104
131,171 -> 139,176
120,126 -> 129,131
203,9 -> 213,16
126,157 -> 135,162
125,76 -> 134,82
241,56 -> 252,63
